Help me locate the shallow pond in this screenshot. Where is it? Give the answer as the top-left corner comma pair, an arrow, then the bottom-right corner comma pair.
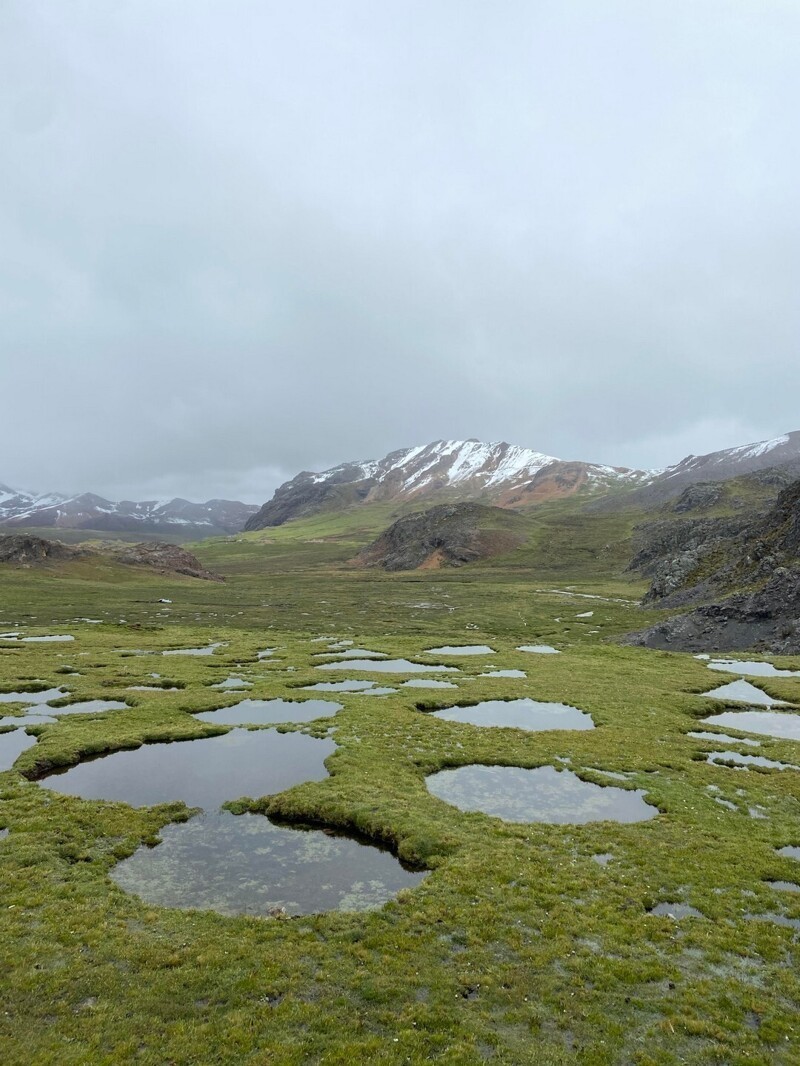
481,670 -> 527,679
39,728 -> 336,809
0,729 -> 38,771
315,648 -> 386,660
708,660 -> 800,678
111,809 -> 426,917
706,751 -> 799,772
778,846 -> 800,860
702,680 -> 789,707
649,902 -> 704,919
424,646 -> 495,656
0,687 -> 67,705
688,730 -> 760,747
425,698 -> 594,732
426,764 -> 657,824
319,659 -> 457,674
517,645 -> 560,655
164,642 -> 226,657
0,713 -> 56,728
49,700 -> 130,716
211,678 -> 252,690
401,680 -> 459,690
304,680 -> 377,692
194,699 -> 342,726
744,912 -> 800,931
701,710 -> 800,742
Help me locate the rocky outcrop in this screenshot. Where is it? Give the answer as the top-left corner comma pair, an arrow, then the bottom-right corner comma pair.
111,542 -> 224,581
624,478 -> 800,652
625,569 -> 800,655
353,503 -> 527,571
0,534 -> 84,566
0,534 -> 223,581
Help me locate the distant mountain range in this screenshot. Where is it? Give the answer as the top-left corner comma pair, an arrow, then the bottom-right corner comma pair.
6,430 -> 800,538
245,432 -> 800,529
0,485 -> 257,538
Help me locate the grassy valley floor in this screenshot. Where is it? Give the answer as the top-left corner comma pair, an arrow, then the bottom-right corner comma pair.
0,517 -> 799,1063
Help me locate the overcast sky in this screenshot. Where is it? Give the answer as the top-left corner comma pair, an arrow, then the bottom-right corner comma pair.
2,2 -> 799,503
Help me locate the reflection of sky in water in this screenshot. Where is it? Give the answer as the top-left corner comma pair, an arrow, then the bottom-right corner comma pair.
428,698 -> 594,732
703,680 -> 789,706
195,699 -> 341,726
320,659 -> 457,673
708,660 -> 800,678
112,810 -> 426,916
40,728 -> 335,809
427,764 -> 657,824
702,710 -> 800,741
425,645 -> 495,656
0,729 -> 38,771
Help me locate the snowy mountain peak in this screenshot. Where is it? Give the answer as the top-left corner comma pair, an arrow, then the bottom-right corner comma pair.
246,438 -> 646,530
0,484 -> 258,538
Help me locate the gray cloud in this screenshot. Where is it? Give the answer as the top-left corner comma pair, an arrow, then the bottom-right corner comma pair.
2,1 -> 799,502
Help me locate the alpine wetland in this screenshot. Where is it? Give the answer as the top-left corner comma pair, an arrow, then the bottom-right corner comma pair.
2,4 -> 800,1064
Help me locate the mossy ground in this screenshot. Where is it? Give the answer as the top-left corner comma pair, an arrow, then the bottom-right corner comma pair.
1,511 -> 799,1063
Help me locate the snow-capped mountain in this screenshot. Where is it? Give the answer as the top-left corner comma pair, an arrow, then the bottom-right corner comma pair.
617,430 -> 800,508
0,485 -> 257,538
244,439 -> 648,529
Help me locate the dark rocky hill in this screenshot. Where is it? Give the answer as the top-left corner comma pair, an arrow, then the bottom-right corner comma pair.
624,478 -> 800,653
0,534 -> 223,581
353,503 -> 528,571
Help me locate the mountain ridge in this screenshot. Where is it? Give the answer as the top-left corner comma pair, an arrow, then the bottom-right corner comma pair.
244,439 -> 648,530
245,432 -> 800,530
0,485 -> 257,538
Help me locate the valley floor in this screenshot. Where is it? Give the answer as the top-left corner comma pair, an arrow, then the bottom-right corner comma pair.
0,540 -> 798,1064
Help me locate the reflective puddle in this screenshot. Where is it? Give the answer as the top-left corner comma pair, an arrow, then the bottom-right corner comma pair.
591,852 -> 613,866
766,880 -> 800,893
402,679 -> 459,689
688,730 -> 760,747
164,642 -> 226,657
744,912 -> 800,931
424,698 -> 594,732
426,764 -> 657,823
39,728 -> 336,808
319,659 -> 457,673
0,729 -> 38,771
649,902 -> 704,919
702,680 -> 790,707
304,680 -> 377,692
0,714 -> 56,728
37,727 -> 424,916
194,699 -> 342,726
778,846 -> 800,860
49,700 -> 130,716
708,660 -> 800,678
481,670 -> 527,678
701,711 -> 800,742
706,751 -> 799,771
517,645 -> 560,655
315,648 -> 387,660
425,646 -> 495,656
111,810 -> 426,916
211,678 -> 252,690
0,687 -> 67,705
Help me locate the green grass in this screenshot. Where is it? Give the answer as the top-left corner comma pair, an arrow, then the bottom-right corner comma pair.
0,514 -> 799,1063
